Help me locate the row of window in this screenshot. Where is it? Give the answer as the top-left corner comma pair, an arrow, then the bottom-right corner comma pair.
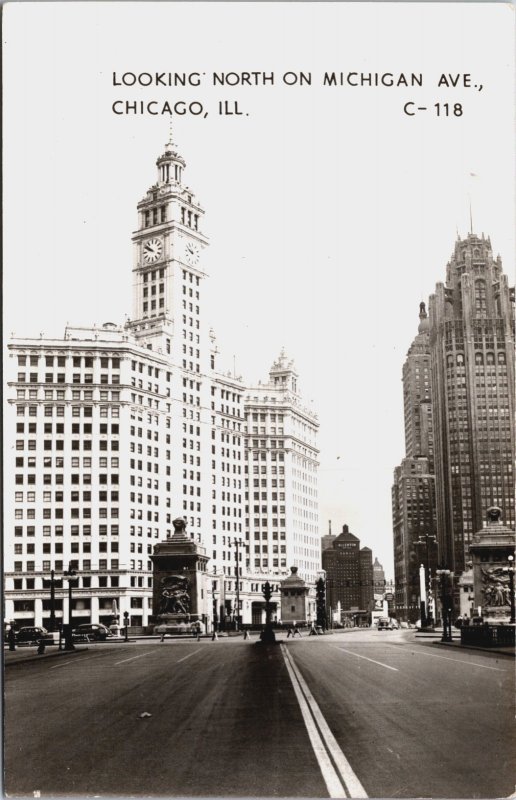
17,404 -> 120,417
14,559 -> 121,572
17,356 -> 120,369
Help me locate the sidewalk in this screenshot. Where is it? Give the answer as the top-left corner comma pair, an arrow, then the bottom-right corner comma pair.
414,628 -> 514,657
434,639 -> 514,657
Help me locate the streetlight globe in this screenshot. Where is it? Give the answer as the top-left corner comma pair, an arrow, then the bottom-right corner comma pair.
508,555 -> 514,563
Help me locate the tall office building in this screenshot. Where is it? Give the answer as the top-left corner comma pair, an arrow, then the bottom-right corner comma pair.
429,233 -> 515,574
322,524 -> 374,624
244,352 -> 320,585
392,457 -> 436,622
392,305 -> 437,623
4,136 -> 320,630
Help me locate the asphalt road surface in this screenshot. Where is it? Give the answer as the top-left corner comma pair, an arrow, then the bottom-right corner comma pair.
5,630 -> 514,798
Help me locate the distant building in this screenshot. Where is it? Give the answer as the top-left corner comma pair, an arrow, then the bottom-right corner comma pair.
373,557 -> 385,605
321,522 -> 336,554
392,305 -> 438,623
392,457 -> 437,623
245,352 -> 320,587
322,524 -> 374,625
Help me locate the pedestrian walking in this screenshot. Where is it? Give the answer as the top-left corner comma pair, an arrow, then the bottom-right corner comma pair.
293,624 -> 301,638
160,632 -> 165,642
286,626 -> 293,638
211,629 -> 218,641
243,629 -> 250,640
37,638 -> 46,655
8,627 -> 16,652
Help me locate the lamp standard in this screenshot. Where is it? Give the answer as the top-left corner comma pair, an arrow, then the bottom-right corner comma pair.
42,569 -> 57,632
229,537 -> 244,630
63,565 -> 78,650
436,568 -> 454,643
504,555 -> 515,624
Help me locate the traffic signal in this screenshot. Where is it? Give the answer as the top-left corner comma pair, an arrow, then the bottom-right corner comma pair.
262,582 -> 272,602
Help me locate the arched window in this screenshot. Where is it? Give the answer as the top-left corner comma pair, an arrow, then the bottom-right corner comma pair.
497,352 -> 506,365
447,355 -> 454,367
475,353 -> 483,366
456,353 -> 464,365
475,279 -> 487,317
486,352 -> 495,365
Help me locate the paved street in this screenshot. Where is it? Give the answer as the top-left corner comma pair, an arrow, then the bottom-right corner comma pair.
5,630 -> 514,798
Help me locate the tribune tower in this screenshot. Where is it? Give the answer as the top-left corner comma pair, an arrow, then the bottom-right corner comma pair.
429,233 -> 515,574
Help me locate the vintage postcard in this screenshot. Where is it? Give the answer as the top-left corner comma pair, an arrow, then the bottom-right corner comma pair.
3,2 -> 514,798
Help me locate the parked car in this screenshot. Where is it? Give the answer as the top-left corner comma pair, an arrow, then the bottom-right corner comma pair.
16,626 -> 48,644
73,623 -> 111,641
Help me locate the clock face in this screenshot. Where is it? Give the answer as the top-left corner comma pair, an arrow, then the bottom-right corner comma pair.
185,241 -> 200,265
142,238 -> 163,264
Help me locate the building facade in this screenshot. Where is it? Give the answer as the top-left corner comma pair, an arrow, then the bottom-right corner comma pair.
4,136 -> 321,630
392,305 -> 438,623
373,556 -> 386,603
322,524 -> 374,625
429,233 -> 515,574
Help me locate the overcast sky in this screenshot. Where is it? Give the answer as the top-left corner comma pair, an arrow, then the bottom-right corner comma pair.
4,2 -> 514,576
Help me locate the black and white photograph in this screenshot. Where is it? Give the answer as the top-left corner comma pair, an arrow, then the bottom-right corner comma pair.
3,2 -> 515,798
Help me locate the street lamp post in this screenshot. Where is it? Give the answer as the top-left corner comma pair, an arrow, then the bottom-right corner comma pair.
42,569 -> 57,632
436,568 -> 454,643
63,565 -> 78,650
229,538 -> 244,630
505,555 -> 515,624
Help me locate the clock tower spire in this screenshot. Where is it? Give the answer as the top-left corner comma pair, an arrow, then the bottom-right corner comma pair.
127,132 -> 208,354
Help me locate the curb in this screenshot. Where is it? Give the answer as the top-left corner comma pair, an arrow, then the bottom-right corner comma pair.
435,640 -> 514,658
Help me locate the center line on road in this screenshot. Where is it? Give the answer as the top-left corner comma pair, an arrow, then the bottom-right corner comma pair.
390,645 -> 506,671
282,645 -> 368,798
331,646 -> 398,672
176,648 -> 202,663
115,650 -> 155,665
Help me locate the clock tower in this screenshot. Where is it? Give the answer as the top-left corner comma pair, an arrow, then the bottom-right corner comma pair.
127,132 -> 209,355
126,133 -> 212,547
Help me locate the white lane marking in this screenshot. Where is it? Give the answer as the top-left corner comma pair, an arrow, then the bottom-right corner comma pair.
115,650 -> 155,665
49,658 -> 79,669
283,645 -> 368,798
390,645 -> 506,672
331,645 -> 398,672
49,654 -> 107,670
281,646 -> 348,798
176,648 -> 202,664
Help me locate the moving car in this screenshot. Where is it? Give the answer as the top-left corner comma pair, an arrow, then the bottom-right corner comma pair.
377,618 -> 393,630
72,623 -> 111,641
